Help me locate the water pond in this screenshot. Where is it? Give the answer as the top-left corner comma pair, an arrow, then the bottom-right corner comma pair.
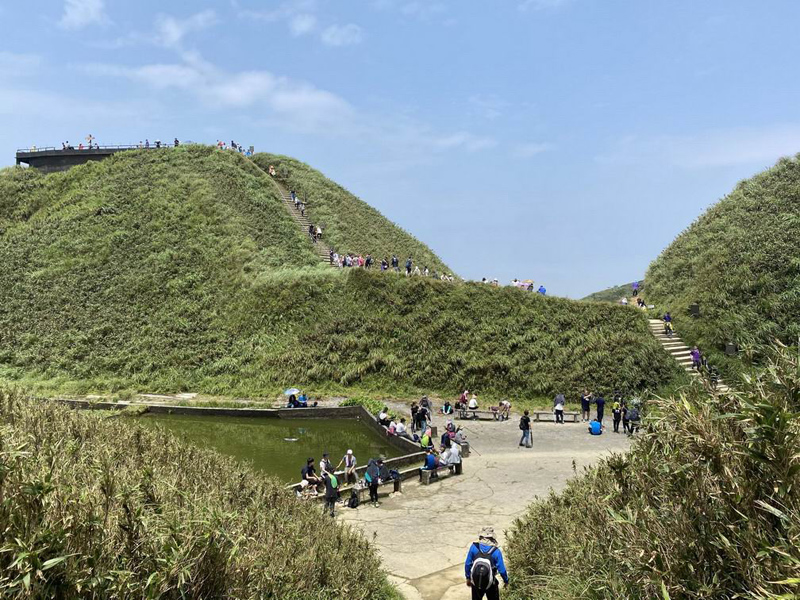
139,414 -> 404,483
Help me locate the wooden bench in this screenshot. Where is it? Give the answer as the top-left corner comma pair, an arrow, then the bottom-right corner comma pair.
420,462 -> 463,485
531,410 -> 580,423
456,408 -> 506,421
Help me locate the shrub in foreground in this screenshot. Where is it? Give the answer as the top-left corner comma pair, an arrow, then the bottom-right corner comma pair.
0,388 -> 395,599
506,345 -> 800,599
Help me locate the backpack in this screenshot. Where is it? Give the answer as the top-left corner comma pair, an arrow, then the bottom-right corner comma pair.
329,474 -> 338,489
388,469 -> 400,481
628,408 -> 640,421
519,418 -> 526,430
347,489 -> 360,509
470,543 -> 497,590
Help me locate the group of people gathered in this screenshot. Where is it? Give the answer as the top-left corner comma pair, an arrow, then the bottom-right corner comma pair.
299,449 -> 389,514
579,389 -> 641,435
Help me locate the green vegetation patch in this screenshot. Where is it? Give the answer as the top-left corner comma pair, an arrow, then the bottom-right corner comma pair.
505,345 -> 800,599
252,153 -> 451,275
0,388 -> 395,599
583,281 -> 642,303
646,155 -> 800,359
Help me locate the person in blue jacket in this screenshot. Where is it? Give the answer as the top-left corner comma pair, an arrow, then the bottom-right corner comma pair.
537,285 -> 546,295
588,419 -> 603,435
418,447 -> 438,481
465,526 -> 509,600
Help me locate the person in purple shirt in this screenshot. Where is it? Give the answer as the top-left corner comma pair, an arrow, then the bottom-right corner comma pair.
691,346 -> 701,370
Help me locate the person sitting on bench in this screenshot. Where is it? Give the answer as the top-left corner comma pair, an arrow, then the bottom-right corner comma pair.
419,447 -> 438,481
468,393 -> 479,418
442,400 -> 454,415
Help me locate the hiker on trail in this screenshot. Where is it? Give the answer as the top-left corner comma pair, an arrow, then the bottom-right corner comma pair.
691,346 -> 701,370
553,394 -> 565,424
580,390 -> 592,422
365,457 -> 387,507
612,402 -> 623,433
405,257 -> 413,276
336,449 -> 358,484
632,281 -> 640,297
145,139 -> 150,148
291,190 -> 296,202
329,249 -> 334,265
420,395 -> 433,417
537,285 -> 546,295
413,265 -> 421,276
378,407 -> 391,428
319,452 -> 334,476
173,138 -> 179,147
626,402 -> 641,435
465,527 -> 509,600
316,225 -> 322,240
392,255 -> 399,272
381,258 -> 388,271
322,471 -> 339,517
410,402 -> 419,433
588,419 -> 602,435
621,297 -> 628,305
301,458 -> 322,490
595,393 -> 606,424
268,165 -> 276,176
519,410 -> 532,448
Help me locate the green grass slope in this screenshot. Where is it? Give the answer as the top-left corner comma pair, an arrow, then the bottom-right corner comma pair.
583,281 -> 642,303
0,387 -> 395,599
646,155 -> 800,358
505,346 -> 800,599
0,148 -> 677,398
252,153 -> 452,275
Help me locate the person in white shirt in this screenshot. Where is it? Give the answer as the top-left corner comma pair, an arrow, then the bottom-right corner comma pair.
319,453 -> 334,475
336,449 -> 357,484
378,407 -> 391,427
468,393 -> 479,418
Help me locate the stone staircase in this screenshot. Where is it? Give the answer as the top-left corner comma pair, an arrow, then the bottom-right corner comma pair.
648,319 -> 730,393
271,179 -> 336,268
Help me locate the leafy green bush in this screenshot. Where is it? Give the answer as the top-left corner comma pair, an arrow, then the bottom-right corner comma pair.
252,153 -> 451,275
505,344 -> 800,599
0,387 -> 395,599
646,155 -> 800,361
583,281 -> 643,303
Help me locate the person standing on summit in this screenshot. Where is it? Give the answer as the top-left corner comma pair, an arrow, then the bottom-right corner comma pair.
405,257 -> 413,276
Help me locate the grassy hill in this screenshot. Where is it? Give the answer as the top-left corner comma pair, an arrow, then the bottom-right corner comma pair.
505,344 -> 800,599
252,153 -> 452,275
583,281 -> 642,303
0,386 -> 395,599
0,147 -> 677,399
646,155 -> 800,361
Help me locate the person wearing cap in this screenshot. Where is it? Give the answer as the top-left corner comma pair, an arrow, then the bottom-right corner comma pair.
336,449 -> 358,484
465,526 -> 508,599
319,453 -> 334,476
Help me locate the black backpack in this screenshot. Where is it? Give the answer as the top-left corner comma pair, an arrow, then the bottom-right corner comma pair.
347,489 -> 360,509
470,543 -> 497,590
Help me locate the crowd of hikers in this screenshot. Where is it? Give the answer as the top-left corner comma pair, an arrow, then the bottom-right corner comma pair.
578,389 -> 642,436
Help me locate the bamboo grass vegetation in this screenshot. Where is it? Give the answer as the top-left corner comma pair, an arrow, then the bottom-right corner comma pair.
0,387 -> 397,599
505,344 -> 800,600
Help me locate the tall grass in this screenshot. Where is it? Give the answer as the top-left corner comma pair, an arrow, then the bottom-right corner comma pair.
0,387 -> 396,599
646,154 -> 800,367
505,343 -> 800,599
0,148 -> 678,399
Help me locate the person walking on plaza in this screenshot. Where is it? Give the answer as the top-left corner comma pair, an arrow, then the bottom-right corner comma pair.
464,527 -> 509,600
518,410 -> 532,448
322,471 -> 339,517
612,401 -> 622,433
595,393 -> 606,424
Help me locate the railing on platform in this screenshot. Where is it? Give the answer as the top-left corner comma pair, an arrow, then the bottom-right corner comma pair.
16,144 -> 177,154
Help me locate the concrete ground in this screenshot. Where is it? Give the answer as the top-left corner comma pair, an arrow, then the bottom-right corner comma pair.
339,416 -> 631,600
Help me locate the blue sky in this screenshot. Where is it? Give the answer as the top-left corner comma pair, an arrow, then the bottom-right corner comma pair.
3,1 -> 800,297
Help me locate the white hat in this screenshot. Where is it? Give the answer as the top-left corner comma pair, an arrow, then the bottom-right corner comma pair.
299,480 -> 309,488
347,449 -> 353,455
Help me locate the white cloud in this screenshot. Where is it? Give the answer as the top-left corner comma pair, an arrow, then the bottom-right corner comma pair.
155,10 -> 217,48
289,13 -> 317,36
321,24 -> 364,47
59,0 -> 107,29
81,54 -> 354,133
596,125 -> 800,169
511,142 -> 550,159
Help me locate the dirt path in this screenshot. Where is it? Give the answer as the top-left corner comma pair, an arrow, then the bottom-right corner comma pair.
339,416 -> 631,600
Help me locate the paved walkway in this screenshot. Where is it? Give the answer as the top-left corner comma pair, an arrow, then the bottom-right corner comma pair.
339,416 -> 631,600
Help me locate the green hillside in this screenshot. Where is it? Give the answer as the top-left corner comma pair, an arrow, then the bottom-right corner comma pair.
252,153 -> 452,275
646,155 -> 800,359
583,281 -> 642,303
0,148 -> 677,398
505,345 -> 800,599
0,387 -> 395,599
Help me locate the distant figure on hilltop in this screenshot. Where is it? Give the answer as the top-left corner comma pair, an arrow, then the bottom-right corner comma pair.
405,257 -> 413,276
632,280 -> 640,297
537,285 -> 546,295
174,138 -> 180,147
